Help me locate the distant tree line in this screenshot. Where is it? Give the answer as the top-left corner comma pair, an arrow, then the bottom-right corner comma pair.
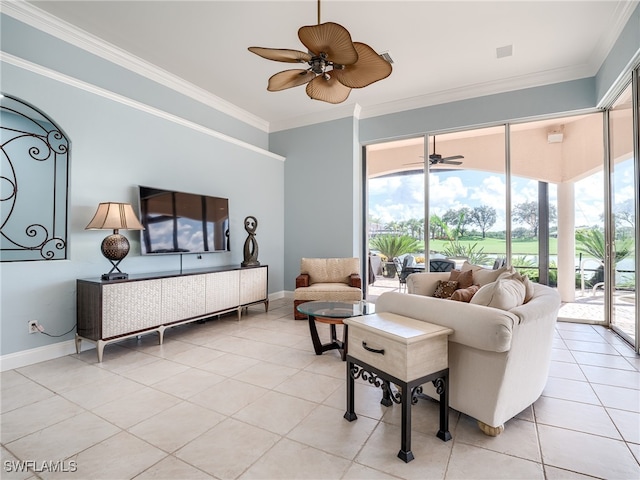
371,201 -> 558,239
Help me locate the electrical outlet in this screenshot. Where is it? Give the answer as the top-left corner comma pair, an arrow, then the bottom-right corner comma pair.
28,320 -> 39,334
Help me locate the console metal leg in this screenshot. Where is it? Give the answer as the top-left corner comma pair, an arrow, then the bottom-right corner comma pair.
381,380 -> 393,407
344,360 -> 357,421
435,373 -> 452,441
397,381 -> 414,463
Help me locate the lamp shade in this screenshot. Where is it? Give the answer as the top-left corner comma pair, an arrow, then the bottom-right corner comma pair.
85,202 -> 144,231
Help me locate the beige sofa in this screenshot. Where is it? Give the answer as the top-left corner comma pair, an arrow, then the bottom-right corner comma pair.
374,270 -> 560,435
294,257 -> 362,320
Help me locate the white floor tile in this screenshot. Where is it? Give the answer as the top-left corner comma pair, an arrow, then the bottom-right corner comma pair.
533,396 -> 621,439
445,442 -> 544,479
2,310 -> 638,480
128,401 -> 225,453
175,417 -> 280,479
538,424 -> 640,479
239,437 -> 351,480
232,390 -> 317,435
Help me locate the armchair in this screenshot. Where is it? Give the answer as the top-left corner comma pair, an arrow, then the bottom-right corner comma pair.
294,258 -> 363,320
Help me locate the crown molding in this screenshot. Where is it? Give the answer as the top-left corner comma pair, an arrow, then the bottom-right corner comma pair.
3,0 -> 636,134
588,0 -> 640,73
1,0 -> 271,133
359,64 -> 594,120
1,53 -> 285,162
269,103 -> 362,132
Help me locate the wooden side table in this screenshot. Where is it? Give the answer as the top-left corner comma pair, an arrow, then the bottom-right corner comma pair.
343,312 -> 453,463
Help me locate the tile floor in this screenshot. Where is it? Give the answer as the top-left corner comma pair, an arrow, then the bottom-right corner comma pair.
1,297 -> 639,480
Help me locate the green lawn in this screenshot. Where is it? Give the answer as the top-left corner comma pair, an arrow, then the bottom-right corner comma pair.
427,237 -> 557,255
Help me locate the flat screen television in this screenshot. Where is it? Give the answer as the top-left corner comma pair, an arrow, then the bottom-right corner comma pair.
138,186 -> 229,255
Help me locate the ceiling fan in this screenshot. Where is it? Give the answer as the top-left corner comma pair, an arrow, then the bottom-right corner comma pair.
404,138 -> 464,168
248,0 -> 392,104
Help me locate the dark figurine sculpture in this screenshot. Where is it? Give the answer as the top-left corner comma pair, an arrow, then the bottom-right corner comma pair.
241,216 -> 260,266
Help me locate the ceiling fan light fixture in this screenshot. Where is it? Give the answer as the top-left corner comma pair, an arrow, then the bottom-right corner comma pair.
306,74 -> 351,103
248,0 -> 391,104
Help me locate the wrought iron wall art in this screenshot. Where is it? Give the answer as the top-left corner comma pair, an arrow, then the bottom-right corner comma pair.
0,94 -> 69,261
241,215 -> 260,267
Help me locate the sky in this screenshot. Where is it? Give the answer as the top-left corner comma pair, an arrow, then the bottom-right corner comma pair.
368,158 -> 636,232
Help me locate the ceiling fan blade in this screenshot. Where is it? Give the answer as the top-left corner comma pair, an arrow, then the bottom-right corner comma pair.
441,155 -> 464,162
305,75 -> 352,104
441,159 -> 463,165
248,47 -> 312,63
332,42 -> 392,88
267,69 -> 315,91
298,22 -> 358,65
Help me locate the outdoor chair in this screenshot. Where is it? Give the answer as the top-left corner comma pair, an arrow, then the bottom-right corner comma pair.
429,258 -> 456,272
394,255 -> 414,292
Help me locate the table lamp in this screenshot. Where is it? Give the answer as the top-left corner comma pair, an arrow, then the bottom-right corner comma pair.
85,202 -> 144,280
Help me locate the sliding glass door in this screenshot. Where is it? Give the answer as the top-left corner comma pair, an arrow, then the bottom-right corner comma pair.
608,82 -> 637,345
427,128 -> 506,269
363,72 -> 639,350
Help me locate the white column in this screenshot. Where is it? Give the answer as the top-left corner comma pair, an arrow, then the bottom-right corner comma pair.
557,182 -> 575,302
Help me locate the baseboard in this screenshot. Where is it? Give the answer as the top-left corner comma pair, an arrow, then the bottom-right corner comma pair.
0,339 -> 95,372
1,291 -> 289,372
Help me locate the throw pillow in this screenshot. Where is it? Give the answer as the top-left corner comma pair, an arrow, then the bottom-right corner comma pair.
470,276 -> 526,310
498,271 -> 535,304
433,280 -> 458,299
448,269 -> 474,289
450,284 -> 480,302
461,261 -> 512,286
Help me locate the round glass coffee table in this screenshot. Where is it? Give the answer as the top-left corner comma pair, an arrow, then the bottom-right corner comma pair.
296,300 -> 375,361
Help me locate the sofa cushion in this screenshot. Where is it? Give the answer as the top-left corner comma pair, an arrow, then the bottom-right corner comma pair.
433,280 -> 458,299
294,283 -> 362,302
461,261 -> 512,286
448,269 -> 474,289
450,284 -> 480,302
470,275 -> 526,310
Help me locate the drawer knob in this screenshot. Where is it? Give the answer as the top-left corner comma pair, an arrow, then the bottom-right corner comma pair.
362,341 -> 384,355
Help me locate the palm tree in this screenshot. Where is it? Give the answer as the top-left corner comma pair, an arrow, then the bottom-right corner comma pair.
575,228 -> 632,263
575,228 -> 632,286
369,235 -> 421,261
369,234 -> 422,278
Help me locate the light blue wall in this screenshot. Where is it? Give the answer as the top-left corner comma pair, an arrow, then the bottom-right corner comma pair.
0,14 -> 269,149
0,63 -> 284,357
2,4 -> 638,362
270,117 -> 360,291
359,78 -> 597,144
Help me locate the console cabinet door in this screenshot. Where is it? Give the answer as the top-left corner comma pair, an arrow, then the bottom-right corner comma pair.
102,280 -> 163,338
162,275 -> 207,324
205,270 -> 240,313
240,267 -> 267,305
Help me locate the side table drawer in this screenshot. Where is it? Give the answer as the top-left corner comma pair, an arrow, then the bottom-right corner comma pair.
345,313 -> 452,382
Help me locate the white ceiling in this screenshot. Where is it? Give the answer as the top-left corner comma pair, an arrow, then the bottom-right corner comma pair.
25,1 -> 639,130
